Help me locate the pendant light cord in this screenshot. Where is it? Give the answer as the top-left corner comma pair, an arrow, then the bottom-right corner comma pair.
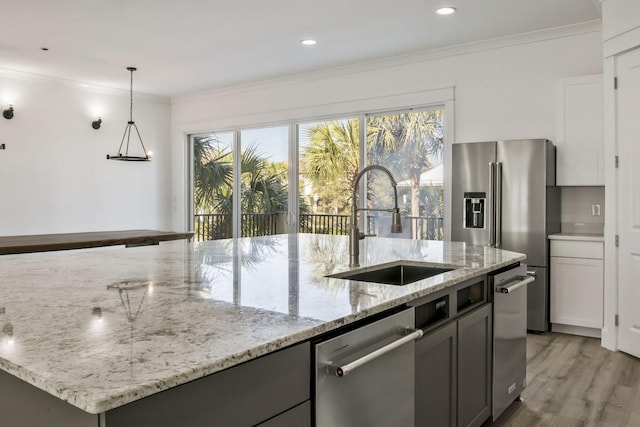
129,68 -> 134,123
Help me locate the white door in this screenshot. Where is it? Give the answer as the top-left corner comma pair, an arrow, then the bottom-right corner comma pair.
617,46 -> 640,358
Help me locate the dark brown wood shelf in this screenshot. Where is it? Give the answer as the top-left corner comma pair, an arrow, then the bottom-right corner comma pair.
0,229 -> 193,255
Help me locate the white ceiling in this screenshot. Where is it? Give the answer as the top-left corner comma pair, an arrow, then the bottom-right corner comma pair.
0,0 -> 601,98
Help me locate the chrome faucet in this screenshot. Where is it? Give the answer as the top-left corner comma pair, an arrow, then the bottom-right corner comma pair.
349,165 -> 403,267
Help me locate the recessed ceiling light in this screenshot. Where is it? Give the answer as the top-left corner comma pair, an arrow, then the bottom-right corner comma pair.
301,39 -> 317,46
436,6 -> 457,15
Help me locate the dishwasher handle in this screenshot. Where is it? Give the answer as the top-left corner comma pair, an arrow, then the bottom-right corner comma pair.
334,328 -> 423,377
495,276 -> 535,294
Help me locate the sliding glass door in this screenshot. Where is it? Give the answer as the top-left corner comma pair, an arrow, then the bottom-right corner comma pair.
239,126 -> 289,237
189,106 -> 445,241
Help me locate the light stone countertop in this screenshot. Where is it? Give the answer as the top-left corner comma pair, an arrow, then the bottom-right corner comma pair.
0,234 -> 525,414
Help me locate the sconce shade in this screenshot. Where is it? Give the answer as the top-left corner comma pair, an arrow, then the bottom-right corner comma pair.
107,67 -> 150,161
3,106 -> 14,120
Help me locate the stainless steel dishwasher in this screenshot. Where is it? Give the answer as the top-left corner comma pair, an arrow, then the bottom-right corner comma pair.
491,263 -> 535,421
315,307 -> 422,427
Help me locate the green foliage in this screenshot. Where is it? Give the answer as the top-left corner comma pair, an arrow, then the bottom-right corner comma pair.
300,120 -> 360,214
299,110 -> 444,223
366,110 -> 444,219
193,135 -> 233,214
193,134 -> 298,239
193,135 -> 290,215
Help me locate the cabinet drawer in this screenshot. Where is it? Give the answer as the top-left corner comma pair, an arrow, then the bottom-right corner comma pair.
550,240 -> 603,259
256,401 -> 311,427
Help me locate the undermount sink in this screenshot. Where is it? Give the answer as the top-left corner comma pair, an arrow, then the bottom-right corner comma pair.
327,262 -> 454,286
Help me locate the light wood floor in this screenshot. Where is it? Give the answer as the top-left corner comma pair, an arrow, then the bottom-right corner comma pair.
483,332 -> 640,427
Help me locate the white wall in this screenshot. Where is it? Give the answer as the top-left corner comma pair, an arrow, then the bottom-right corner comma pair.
0,72 -> 172,235
170,23 -> 603,231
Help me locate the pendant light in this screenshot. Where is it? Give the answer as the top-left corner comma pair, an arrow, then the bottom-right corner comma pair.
107,67 -> 151,161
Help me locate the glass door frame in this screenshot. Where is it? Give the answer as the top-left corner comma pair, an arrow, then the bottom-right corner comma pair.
186,98 -> 453,240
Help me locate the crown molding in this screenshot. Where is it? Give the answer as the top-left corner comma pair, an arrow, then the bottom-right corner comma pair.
0,67 -> 169,104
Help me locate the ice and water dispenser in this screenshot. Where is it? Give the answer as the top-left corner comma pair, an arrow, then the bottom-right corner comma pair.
463,192 -> 486,229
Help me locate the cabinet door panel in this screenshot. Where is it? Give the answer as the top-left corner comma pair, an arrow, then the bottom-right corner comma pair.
556,75 -> 604,186
415,322 -> 457,427
457,303 -> 492,427
550,257 -> 604,328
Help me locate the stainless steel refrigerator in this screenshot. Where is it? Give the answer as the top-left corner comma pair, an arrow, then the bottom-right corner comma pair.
451,139 -> 560,332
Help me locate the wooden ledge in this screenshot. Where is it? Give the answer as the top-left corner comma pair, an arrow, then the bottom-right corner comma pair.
0,230 -> 194,255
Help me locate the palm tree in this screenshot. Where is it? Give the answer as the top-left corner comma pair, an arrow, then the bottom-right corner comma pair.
193,135 -> 233,215
300,112 -> 443,239
193,135 -> 290,239
300,120 -> 360,214
367,110 -> 443,218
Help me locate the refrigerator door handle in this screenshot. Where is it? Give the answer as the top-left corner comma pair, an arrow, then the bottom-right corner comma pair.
488,162 -> 496,247
495,162 -> 503,248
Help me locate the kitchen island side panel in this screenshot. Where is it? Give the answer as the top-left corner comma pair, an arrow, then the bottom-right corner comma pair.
0,369 -> 99,427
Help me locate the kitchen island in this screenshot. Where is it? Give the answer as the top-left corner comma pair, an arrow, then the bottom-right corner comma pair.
0,234 -> 525,425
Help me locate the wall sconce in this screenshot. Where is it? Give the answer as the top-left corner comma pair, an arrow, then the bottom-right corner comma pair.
92,117 -> 102,130
3,105 -> 14,120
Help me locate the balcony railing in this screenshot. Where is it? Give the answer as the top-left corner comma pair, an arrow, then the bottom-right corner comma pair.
299,213 -> 350,235
194,213 -> 279,241
194,213 -> 443,241
367,215 -> 444,241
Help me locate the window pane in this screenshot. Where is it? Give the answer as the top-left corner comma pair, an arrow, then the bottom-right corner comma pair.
192,131 -> 234,241
298,118 -> 359,235
366,108 -> 444,240
239,126 -> 289,237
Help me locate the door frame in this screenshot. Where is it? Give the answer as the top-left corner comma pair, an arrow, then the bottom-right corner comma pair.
603,44 -> 640,352
602,50 -> 618,351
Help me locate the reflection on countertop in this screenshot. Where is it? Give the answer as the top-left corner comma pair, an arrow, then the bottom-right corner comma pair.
0,233 -> 524,414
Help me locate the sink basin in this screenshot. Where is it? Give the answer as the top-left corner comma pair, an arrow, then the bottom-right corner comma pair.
327,262 -> 454,286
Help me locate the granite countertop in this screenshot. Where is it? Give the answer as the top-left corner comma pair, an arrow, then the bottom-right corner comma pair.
548,233 -> 604,242
0,229 -> 194,255
0,234 -> 524,414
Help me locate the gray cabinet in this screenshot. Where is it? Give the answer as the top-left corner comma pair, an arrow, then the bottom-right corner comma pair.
457,303 -> 492,427
0,368 -> 100,427
256,401 -> 311,427
415,321 -> 457,427
413,277 -> 492,427
106,342 -> 310,427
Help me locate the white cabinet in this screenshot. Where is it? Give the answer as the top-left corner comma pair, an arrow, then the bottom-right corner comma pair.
555,75 -> 604,186
550,237 -> 604,337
